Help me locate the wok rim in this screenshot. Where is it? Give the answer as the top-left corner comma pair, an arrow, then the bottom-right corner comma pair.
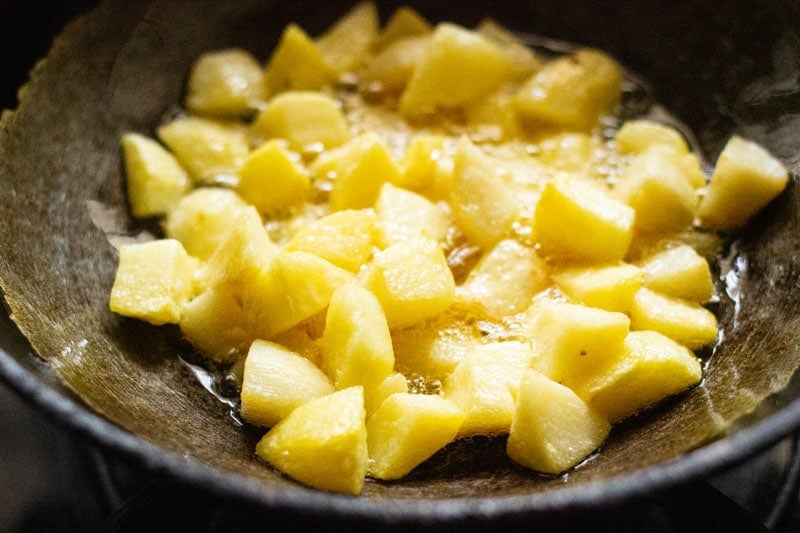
2,328 -> 800,523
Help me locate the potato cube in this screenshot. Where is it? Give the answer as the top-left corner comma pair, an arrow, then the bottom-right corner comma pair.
615,120 -> 689,155
577,330 -> 702,423
362,238 -> 455,329
157,116 -> 249,185
201,206 -> 279,289
121,133 -> 191,218
243,251 -> 354,339
375,183 -> 450,247
507,369 -> 610,475
638,245 -> 714,303
450,139 -> 522,249
373,6 -> 432,50
698,135 -> 789,231
316,1 -> 379,74
399,134 -> 454,196
364,36 -> 429,94
630,288 -> 718,350
528,300 -> 630,389
163,187 -> 249,260
241,340 -> 335,428
256,386 -> 366,495
364,372 -> 408,419
399,23 -> 511,117
535,177 -> 634,263
458,239 -> 548,318
251,91 -> 350,152
180,284 -> 252,364
185,48 -> 265,118
263,24 -> 332,95
475,18 -> 543,81
552,263 -> 643,314
285,209 -> 376,272
514,49 -> 622,132
391,310 -> 479,380
236,140 -> 310,215
366,393 -> 464,480
321,283 -> 394,389
615,146 -> 698,235
444,341 -> 534,437
327,133 -> 403,211
109,239 -> 198,325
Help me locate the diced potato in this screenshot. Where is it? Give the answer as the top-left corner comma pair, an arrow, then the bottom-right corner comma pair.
475,18 -> 543,81
615,146 -> 698,235
163,187 -> 249,260
180,284 -> 252,363
321,283 -> 394,389
364,36 -> 429,94
326,133 -> 403,211
284,209 -> 376,272
256,386 -> 366,495
364,372 -> 408,419
535,176 -> 634,263
444,341 -> 534,437
263,24 -> 332,96
367,393 -> 465,480
251,91 -> 350,152
514,49 -> 622,132
457,239 -> 548,318
638,245 -> 714,303
362,238 -> 455,329
552,263 -> 643,314
528,300 -> 630,389
374,182 -> 450,247
236,140 -> 310,215
615,120 -> 689,155
241,340 -> 335,428
450,139 -> 522,249
577,330 -> 702,423
399,23 -> 511,117
391,310 -> 479,380
399,134 -> 454,196
373,6 -> 432,50
316,1 -> 379,74
185,48 -> 265,118
698,135 -> 789,232
109,239 -> 198,326
630,288 -> 718,350
157,116 -> 249,185
507,369 -> 610,474
121,133 -> 191,218
242,251 -> 355,339
201,206 -> 279,289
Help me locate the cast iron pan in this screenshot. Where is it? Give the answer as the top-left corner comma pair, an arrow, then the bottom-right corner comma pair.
1,0 -> 799,528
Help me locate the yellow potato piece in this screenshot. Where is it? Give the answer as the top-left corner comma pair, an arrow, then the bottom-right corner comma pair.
263,24 -> 332,96
321,283 -> 394,389
400,23 -> 511,117
698,135 -> 789,232
367,392 -> 464,480
577,330 -> 702,423
284,209 -> 377,272
236,140 -> 310,215
251,91 -> 350,152
364,371 -> 408,419
185,48 -> 265,118
121,133 -> 191,219
180,284 -> 252,364
638,244 -> 714,303
630,288 -> 718,350
373,6 -> 432,50
316,1 -> 379,74
362,237 -> 455,329
256,386 -> 367,495
374,182 -> 450,247
552,263 -> 643,314
616,119 -> 689,155
507,369 -> 610,475
109,239 -> 198,326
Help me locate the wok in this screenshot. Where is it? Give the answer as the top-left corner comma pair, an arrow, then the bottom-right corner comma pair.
0,0 -> 799,528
